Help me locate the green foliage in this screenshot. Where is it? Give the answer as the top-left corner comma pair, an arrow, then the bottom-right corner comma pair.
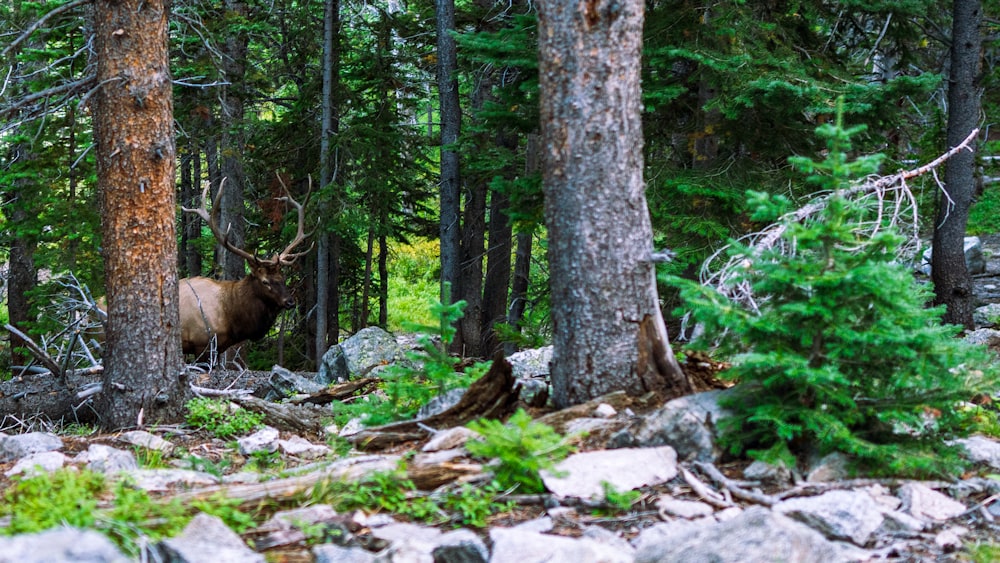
185,398 -> 265,439
312,470 -> 442,522
440,482 -> 516,528
0,469 -> 255,557
597,481 -> 641,515
332,283 -> 487,426
968,184 -> 1000,236
132,447 -> 170,469
965,542 -> 1000,563
466,409 -> 576,493
386,239 -> 440,331
670,114 -> 999,478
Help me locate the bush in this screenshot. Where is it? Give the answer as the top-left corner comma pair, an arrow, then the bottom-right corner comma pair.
670,112 -> 999,478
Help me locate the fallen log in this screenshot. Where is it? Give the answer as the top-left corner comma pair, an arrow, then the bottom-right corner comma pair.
231,395 -> 331,436
346,355 -> 519,450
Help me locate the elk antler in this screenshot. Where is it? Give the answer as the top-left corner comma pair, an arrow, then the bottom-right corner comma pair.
274,174 -> 313,265
182,178 -> 259,264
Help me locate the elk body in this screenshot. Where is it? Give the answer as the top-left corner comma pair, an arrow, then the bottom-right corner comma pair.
180,180 -> 308,358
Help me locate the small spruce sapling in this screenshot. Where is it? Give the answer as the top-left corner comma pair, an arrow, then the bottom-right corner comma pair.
670,109 -> 998,478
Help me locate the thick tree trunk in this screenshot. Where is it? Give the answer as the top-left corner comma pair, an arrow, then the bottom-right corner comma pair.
932,0 -> 982,329
6,192 -> 37,368
437,0 -> 462,308
92,0 -> 190,428
219,0 -> 250,282
538,0 -> 691,407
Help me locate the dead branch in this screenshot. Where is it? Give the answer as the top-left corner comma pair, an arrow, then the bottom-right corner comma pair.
698,128 -> 979,314
692,461 -> 778,507
5,323 -> 63,379
1,0 -> 93,59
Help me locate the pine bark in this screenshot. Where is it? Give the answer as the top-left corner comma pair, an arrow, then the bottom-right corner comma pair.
538,0 -> 691,406
436,0 -> 462,307
219,0 -> 250,282
932,0 -> 982,329
92,0 -> 190,428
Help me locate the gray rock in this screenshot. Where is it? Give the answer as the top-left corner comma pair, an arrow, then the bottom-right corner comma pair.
655,495 -> 715,519
0,432 -> 63,462
237,426 -> 280,455
4,451 -> 66,477
314,544 -> 376,563
318,326 -> 407,384
371,522 -> 442,559
805,452 -> 851,482
973,303 -> 1000,327
774,490 -> 885,546
743,459 -> 793,484
541,446 -> 677,499
416,388 -> 466,419
620,389 -> 732,462
157,513 -> 264,563
431,529 -> 489,563
489,527 -> 633,563
635,506 -> 869,563
257,504 -> 340,532
964,328 -> 1000,346
898,482 -> 966,521
0,527 -> 130,563
119,430 -> 175,456
278,435 -> 332,459
266,365 -> 327,399
955,435 -> 1000,470
507,346 -> 552,379
79,444 -> 138,474
919,236 -> 985,275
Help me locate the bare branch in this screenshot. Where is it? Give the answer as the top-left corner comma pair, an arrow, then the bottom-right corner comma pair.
5,324 -> 63,380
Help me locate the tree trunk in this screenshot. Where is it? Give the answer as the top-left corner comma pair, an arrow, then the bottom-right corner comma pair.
5,186 -> 37,368
92,0 -> 190,429
481,131 -> 517,356
219,0 -> 250,282
437,0 -> 462,307
538,0 -> 691,407
317,0 -> 342,360
932,0 -> 982,329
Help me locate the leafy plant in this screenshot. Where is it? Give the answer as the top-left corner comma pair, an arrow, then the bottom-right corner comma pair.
246,449 -> 282,473
0,469 -> 105,534
312,470 -> 443,522
670,111 -> 999,478
598,481 -> 641,514
466,409 -> 576,493
186,397 -> 265,439
332,283 -> 487,426
440,482 -> 515,528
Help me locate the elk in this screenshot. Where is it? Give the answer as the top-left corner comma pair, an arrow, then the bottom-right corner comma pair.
179,179 -> 309,359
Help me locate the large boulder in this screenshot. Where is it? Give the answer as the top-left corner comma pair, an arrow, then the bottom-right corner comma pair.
919,236 -> 985,275
612,389 -> 733,462
317,326 -> 409,384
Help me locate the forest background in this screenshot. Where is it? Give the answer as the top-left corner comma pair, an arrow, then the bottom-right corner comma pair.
2,0 -> 1000,376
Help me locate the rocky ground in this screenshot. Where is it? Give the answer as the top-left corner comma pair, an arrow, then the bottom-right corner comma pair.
2,243 -> 1000,562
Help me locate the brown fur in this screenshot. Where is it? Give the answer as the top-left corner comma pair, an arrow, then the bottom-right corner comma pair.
179,261 -> 294,358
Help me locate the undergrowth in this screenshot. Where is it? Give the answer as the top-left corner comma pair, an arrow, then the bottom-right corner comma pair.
185,397 -> 266,439
670,109 -> 999,478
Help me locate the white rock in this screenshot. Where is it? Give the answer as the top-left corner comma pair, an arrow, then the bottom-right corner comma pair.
655,495 -> 715,519
774,490 -> 884,546
278,435 -> 331,459
4,451 -> 66,477
541,446 -> 678,499
237,426 -> 280,455
422,427 -> 476,452
899,482 -> 967,521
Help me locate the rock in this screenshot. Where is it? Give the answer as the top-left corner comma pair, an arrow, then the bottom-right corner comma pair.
934,526 -> 968,552
257,504 -> 340,532
631,520 -> 704,552
339,418 -> 365,437
973,303 -> 1000,328
617,389 -> 732,462
593,403 -> 617,418
955,435 -> 1000,470
78,444 -> 138,474
0,527 -> 130,563
422,427 -> 477,452
541,446 -> 678,499
266,365 -> 327,399
119,430 -> 175,456
898,482 -> 967,521
919,236 -> 985,275
507,346 -> 552,379
416,388 -> 466,418
4,451 -> 66,477
157,513 -> 265,563
743,459 -> 793,484
0,432 -> 63,462
370,522 -> 441,562
318,326 -> 407,384
634,506 -> 870,563
655,495 -> 715,519
964,328 -> 1000,346
806,452 -> 851,482
512,516 -> 554,533
774,490 -> 885,546
238,426 -> 280,455
313,544 -> 376,563
490,527 -> 633,563
431,528 -> 489,563
278,435 -> 332,459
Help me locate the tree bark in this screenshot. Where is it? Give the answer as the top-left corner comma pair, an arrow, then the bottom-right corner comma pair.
932,0 -> 982,329
92,0 -> 190,428
437,0 -> 462,308
219,0 -> 250,282
538,0 -> 691,407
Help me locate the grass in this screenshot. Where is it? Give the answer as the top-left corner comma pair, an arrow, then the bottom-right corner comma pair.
968,184 -> 1000,235
386,238 -> 439,332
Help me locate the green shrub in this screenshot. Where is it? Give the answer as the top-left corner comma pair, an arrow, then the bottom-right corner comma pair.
466,409 -> 576,493
185,397 -> 265,439
670,112 -> 999,478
